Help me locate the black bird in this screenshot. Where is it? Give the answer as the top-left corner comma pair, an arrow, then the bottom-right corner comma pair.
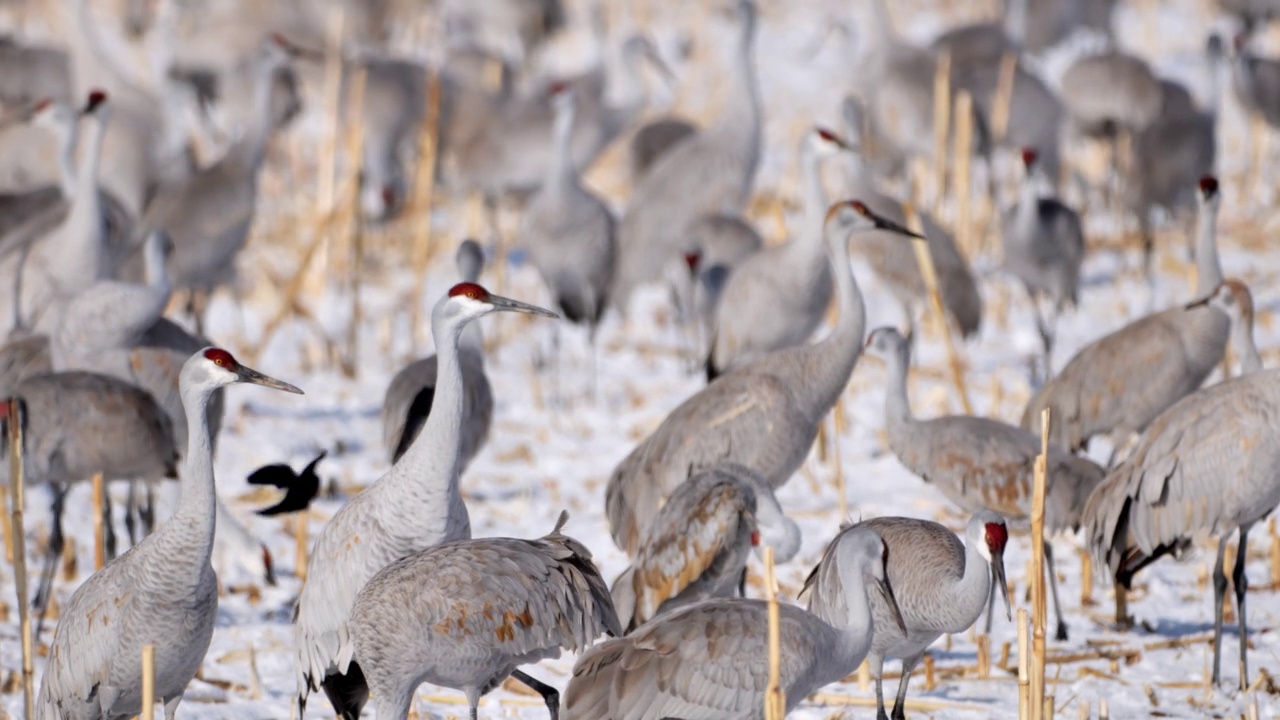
248,450 -> 326,516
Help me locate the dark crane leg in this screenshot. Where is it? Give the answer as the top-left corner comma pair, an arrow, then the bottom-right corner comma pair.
34,485 -> 67,636
1044,541 -> 1069,641
890,652 -> 922,720
1211,534 -> 1229,686
511,670 -> 559,720
101,482 -> 116,560
1233,525 -> 1252,692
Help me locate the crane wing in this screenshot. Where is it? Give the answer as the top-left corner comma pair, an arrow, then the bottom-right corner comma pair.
39,557 -> 132,714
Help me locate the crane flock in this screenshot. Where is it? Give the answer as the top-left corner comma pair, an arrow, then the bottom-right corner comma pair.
2,0 -> 1280,718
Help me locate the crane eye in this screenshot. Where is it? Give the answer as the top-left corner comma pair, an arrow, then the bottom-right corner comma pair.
215,358 -> 224,365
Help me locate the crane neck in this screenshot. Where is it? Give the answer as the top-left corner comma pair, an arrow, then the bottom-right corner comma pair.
800,143 -> 830,241
1233,311 -> 1263,375
545,99 -> 577,195
708,13 -> 761,176
786,219 -> 866,420
863,0 -> 899,59
55,117 -> 79,199
882,338 -> 914,430
1005,0 -> 1028,45
1012,170 -> 1040,238
1194,199 -> 1223,297
386,302 -> 473,542
166,378 -> 218,558
226,59 -> 279,172
956,537 -> 994,626
829,542 -> 876,663
51,110 -> 109,290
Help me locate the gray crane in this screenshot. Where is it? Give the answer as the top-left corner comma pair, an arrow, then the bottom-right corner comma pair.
349,511 -> 619,720
1001,148 -> 1085,375
841,98 -> 983,340
521,83 -> 616,338
804,512 -> 1010,720
848,0 -> 993,188
1022,178 -> 1228,460
0,90 -> 114,337
563,527 -> 905,720
629,116 -> 697,183
606,201 -> 922,557
34,348 -> 301,720
2,370 -> 175,632
705,126 -> 849,379
381,241 -> 493,466
611,463 -> 801,633
612,0 -> 761,310
1127,41 -> 1220,268
118,38 -> 292,332
666,214 -> 763,366
1082,282 -> 1272,690
296,283 -> 556,720
865,326 -> 1105,640
353,54 -> 427,222
1231,28 -> 1280,129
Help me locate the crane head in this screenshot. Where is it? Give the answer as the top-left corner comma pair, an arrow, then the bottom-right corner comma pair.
82,90 -> 108,115
195,348 -> 304,394
970,512 -> 1011,620
827,200 -> 924,239
1020,148 -> 1038,168
810,126 -> 853,156
1191,279 -> 1254,325
1198,175 -> 1219,201
444,283 -> 559,320
682,250 -> 702,274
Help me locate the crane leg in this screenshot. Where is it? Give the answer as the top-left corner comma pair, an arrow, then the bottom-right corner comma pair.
142,481 -> 157,536
510,670 -> 559,720
871,656 -> 889,720
1211,535 -> 1229,686
101,484 -> 116,560
1044,541 -> 1068,641
738,567 -> 748,597
34,486 -> 67,636
125,480 -> 140,547
1233,525 -> 1252,692
890,653 -> 922,720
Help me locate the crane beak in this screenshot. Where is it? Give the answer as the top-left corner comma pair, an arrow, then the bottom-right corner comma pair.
992,551 -> 1012,622
876,575 -> 908,634
487,294 -> 560,319
1184,294 -> 1213,310
235,365 -> 304,394
872,211 -> 925,240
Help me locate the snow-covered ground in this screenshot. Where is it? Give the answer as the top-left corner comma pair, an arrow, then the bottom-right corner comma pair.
4,0 -> 1280,717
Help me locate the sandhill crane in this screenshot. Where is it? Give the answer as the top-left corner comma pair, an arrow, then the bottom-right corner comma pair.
563,527 -> 905,720
705,127 -> 849,379
296,283 -> 556,720
606,201 -> 922,556
1082,282 -> 1272,690
667,214 -> 763,364
610,463 -> 801,633
350,511 -> 619,719
0,90 -> 113,337
1001,148 -> 1085,374
449,35 -> 670,204
0,333 -> 51,396
1128,42 -> 1220,266
0,99 -> 78,239
521,84 -> 616,338
2,371 -> 175,631
381,241 -> 493,466
848,0 -> 993,187
945,54 -> 1064,188
119,38 -> 293,332
629,116 -> 697,183
612,0 -> 761,310
805,512 -> 1010,720
865,326 -> 1104,640
841,98 -> 983,339
248,450 -> 326,516
35,348 -> 301,720
1231,27 -> 1280,128
1022,178 -> 1229,459
349,54 -> 426,221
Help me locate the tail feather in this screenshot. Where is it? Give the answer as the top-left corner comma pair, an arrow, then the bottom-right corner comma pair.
321,663 -> 369,720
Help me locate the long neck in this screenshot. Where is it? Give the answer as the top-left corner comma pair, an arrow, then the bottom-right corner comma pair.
789,225 -> 866,418
545,102 -> 576,193
51,113 -> 107,284
959,541 -> 994,619
863,0 -> 897,59
1194,200 -> 1223,296
1013,170 -> 1039,238
1005,0 -> 1028,44
709,18 -> 761,158
1234,314 -> 1263,374
55,120 -> 78,198
389,309 -> 470,538
831,550 -> 875,663
166,383 -> 217,557
883,341 -> 914,429
800,145 -> 828,238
